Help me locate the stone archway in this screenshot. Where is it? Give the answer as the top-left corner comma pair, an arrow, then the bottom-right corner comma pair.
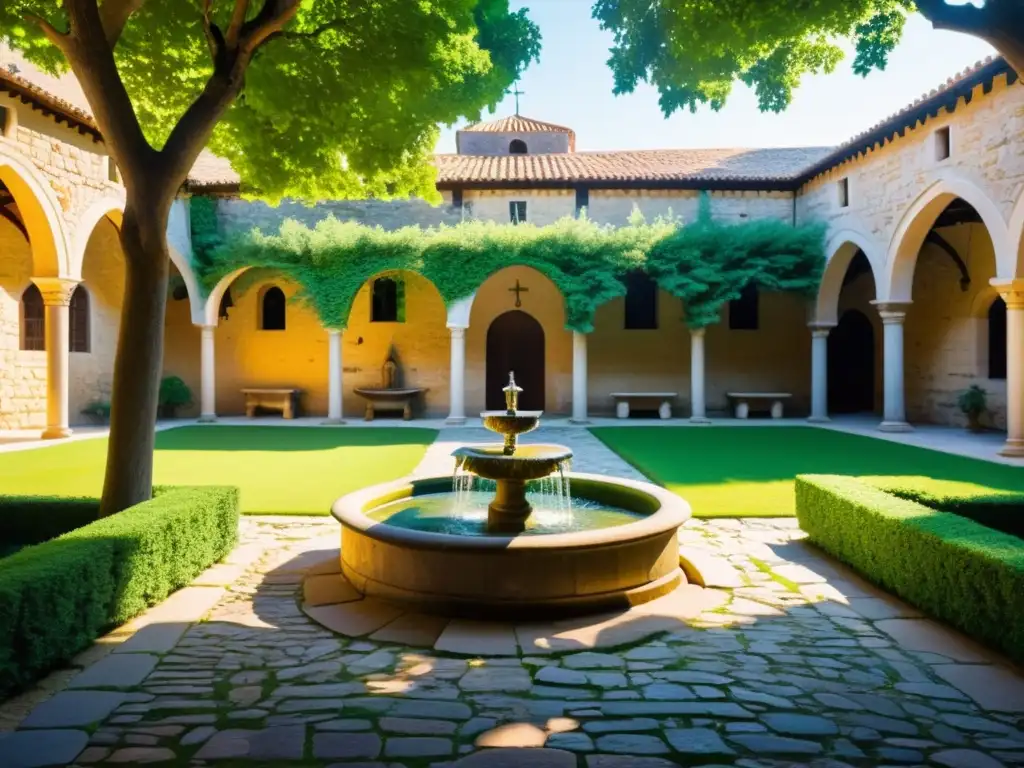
486,310 -> 545,411
828,309 -> 875,414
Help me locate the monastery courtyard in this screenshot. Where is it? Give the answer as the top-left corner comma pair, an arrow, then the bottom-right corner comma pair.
1,420 -> 1023,768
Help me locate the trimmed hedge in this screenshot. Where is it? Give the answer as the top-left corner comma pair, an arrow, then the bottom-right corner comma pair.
796,475 -> 1024,663
0,496 -> 101,547
0,486 -> 239,697
862,476 -> 1024,540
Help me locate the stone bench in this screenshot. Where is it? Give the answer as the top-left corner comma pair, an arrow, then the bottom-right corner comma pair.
726,392 -> 791,419
242,388 -> 302,419
610,392 -> 678,420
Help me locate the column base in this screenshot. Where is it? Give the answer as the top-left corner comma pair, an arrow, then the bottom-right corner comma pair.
879,420 -> 913,433
807,416 -> 831,424
568,417 -> 591,425
998,439 -> 1024,457
41,426 -> 72,440
198,414 -> 217,424
322,418 -> 347,426
445,416 -> 467,426
689,416 -> 712,425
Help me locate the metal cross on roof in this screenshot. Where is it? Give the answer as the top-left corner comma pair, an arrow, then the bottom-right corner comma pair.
509,80 -> 524,115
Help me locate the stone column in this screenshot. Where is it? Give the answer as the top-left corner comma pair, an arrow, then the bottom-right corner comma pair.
808,324 -> 834,423
33,277 -> 78,439
993,280 -> 1024,456
873,301 -> 913,432
690,327 -> 710,424
571,331 -> 589,423
446,326 -> 467,425
199,325 -> 217,422
325,328 -> 345,424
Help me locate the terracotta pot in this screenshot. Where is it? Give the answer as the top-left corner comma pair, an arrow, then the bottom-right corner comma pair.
967,413 -> 984,433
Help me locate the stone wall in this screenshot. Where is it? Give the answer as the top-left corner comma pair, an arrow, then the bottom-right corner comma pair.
455,131 -> 570,155
462,189 -> 576,227
0,216 -> 45,429
586,190 -> 794,228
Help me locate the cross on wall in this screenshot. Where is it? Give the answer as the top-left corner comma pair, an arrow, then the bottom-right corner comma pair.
509,279 -> 529,308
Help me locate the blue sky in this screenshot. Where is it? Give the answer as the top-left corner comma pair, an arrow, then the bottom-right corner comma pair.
435,0 -> 995,154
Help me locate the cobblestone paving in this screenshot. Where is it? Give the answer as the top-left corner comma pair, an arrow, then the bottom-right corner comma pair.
4,427 -> 1024,767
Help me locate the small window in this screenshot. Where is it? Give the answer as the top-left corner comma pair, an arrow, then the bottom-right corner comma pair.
509,201 -> 527,224
624,271 -> 658,330
451,188 -> 464,210
0,105 -> 9,136
988,297 -> 1007,379
107,157 -> 119,183
260,286 -> 286,330
729,284 -> 759,330
70,286 -> 90,353
21,284 -> 44,351
371,277 -> 405,323
509,139 -> 528,154
935,126 -> 951,161
575,187 -> 589,217
837,178 -> 850,208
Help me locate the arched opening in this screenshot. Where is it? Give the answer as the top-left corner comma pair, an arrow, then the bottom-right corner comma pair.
371,276 -> 403,323
260,286 -> 286,330
623,271 -> 658,330
829,309 -> 875,414
509,139 -> 528,154
70,285 -> 90,353
486,310 -> 545,410
0,160 -> 66,277
20,284 -> 44,351
988,297 -> 1007,380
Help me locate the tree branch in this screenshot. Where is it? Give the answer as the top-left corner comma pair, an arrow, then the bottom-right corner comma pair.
914,0 -> 990,36
225,0 -> 252,48
23,13 -> 70,52
280,18 -> 345,41
98,0 -> 145,47
240,0 -> 301,54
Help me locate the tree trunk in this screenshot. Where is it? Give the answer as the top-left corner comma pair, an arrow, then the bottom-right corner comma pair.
99,195 -> 171,516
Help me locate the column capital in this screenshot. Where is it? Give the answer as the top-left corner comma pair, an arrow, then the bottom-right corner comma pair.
689,327 -> 706,338
871,300 -> 911,323
31,277 -> 79,307
808,322 -> 836,337
325,327 -> 343,337
990,278 -> 1024,309
448,325 -> 467,337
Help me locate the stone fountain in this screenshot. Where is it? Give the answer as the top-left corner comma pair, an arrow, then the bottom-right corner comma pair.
332,373 -> 691,618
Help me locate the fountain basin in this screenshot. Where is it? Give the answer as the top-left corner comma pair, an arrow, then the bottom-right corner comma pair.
332,473 -> 690,619
453,443 -> 572,482
480,410 -> 542,437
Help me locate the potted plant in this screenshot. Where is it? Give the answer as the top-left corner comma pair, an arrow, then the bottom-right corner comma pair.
81,400 -> 111,424
957,385 -> 987,433
158,376 -> 193,419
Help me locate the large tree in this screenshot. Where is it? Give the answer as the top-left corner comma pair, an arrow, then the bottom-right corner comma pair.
1,0 -> 539,515
593,0 -> 1024,114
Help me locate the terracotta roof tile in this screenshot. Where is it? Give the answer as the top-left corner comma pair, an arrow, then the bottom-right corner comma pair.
462,114 -> 574,135
0,60 -> 100,141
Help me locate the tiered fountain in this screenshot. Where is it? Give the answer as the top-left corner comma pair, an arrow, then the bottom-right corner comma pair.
333,373 -> 690,618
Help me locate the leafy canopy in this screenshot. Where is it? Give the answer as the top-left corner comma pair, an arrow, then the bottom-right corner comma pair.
1,0 -> 541,202
593,0 -> 916,113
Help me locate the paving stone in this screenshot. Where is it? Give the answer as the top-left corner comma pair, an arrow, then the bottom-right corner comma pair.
563,652 -> 625,669
379,717 -> 457,735
583,718 -> 660,734
475,723 -> 547,747
843,714 -> 918,736
107,747 -> 176,763
875,619 -> 992,663
68,654 -> 159,690
601,701 -> 754,718
546,732 -> 595,751
316,719 -> 374,731
934,663 -> 1024,712
384,737 -> 453,757
762,713 -> 839,736
593,734 -> 669,754
453,748 -> 576,767
313,732 -> 382,759
893,681 -> 968,700
194,725 -> 305,760
303,573 -> 360,606
656,670 -> 732,685
585,757 -> 680,768
0,729 -> 90,768
435,620 -> 518,656
588,672 -> 628,688
536,666 -> 588,686
728,734 -> 824,754
730,686 -> 793,708
392,699 -> 472,720
304,599 -> 405,638
940,713 -> 1014,734
21,691 -> 128,728
370,612 -> 449,646
876,745 -> 924,762
180,725 -> 218,746
932,748 -> 1012,768
664,727 -> 735,754
624,646 -> 676,661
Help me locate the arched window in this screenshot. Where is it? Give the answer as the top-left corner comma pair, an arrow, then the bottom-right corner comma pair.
21,284 -> 44,351
729,284 -> 759,330
371,277 -> 404,323
624,271 -> 658,330
70,286 -> 90,353
260,286 -> 286,330
509,139 -> 528,154
988,297 -> 1007,379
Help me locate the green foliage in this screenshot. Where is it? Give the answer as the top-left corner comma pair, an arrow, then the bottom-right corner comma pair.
159,376 -> 194,412
796,475 -> 1024,662
0,497 -> 100,547
1,1 -> 540,202
592,0 -> 915,114
0,486 -> 239,698
198,203 -> 824,332
957,385 -> 987,417
81,400 -> 112,423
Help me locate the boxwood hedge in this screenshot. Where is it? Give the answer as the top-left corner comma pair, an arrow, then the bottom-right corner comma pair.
0,496 -> 101,548
0,486 -> 239,698
796,475 -> 1024,663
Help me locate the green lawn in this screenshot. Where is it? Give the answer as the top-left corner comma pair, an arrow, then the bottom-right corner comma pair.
0,426 -> 436,515
591,427 -> 1024,518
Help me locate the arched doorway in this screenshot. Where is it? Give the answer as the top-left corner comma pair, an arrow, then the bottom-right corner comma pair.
486,310 -> 544,410
828,309 -> 875,413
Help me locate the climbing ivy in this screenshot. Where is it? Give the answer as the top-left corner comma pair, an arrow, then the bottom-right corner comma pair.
194,197 -> 825,332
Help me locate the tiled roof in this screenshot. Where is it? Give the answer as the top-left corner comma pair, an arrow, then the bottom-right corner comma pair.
459,114 -> 577,152
0,65 -> 101,141
433,147 -> 831,189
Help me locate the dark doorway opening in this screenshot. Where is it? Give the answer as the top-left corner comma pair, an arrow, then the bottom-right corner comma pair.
486,310 -> 545,411
828,309 -> 875,414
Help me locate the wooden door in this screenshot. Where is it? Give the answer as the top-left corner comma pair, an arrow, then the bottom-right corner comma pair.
486,310 -> 545,411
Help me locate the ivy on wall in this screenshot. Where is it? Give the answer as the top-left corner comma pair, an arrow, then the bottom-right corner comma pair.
190,196 -> 825,332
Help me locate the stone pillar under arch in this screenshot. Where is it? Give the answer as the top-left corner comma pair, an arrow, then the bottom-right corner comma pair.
570,331 -> 589,424
446,326 -> 467,425
689,328 -> 711,424
325,328 -> 345,424
808,323 -> 835,423
33,277 -> 79,439
198,325 -> 217,422
993,279 -> 1024,457
872,301 -> 913,432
